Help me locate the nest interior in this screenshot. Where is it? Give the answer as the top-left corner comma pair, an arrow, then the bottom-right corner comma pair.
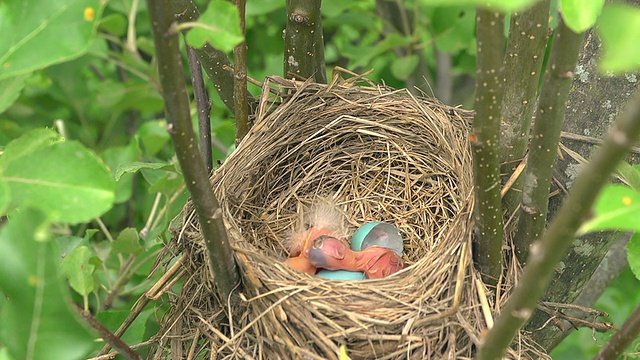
159,74 -> 546,359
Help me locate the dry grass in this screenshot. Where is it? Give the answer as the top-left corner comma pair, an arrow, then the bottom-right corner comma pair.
151,72 -> 548,359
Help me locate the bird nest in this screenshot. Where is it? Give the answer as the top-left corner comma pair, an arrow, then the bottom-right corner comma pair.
154,73 -> 547,359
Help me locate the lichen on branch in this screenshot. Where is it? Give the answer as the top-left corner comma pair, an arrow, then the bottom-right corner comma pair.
284,0 -> 327,83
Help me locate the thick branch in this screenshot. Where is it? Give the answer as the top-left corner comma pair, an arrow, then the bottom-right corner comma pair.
500,0 -> 550,215
146,0 -> 240,300
284,0 -> 327,83
477,89 -> 640,360
172,0 -> 255,114
471,9 -> 506,285
515,18 -> 585,262
233,0 -> 249,143
594,302 -> 640,360
186,44 -> 213,174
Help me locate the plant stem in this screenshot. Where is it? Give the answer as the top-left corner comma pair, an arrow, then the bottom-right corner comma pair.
186,44 -> 213,174
593,302 -> 640,360
233,0 -> 249,144
172,0 -> 256,114
471,9 -> 506,285
477,88 -> 640,360
74,303 -> 143,360
515,19 -> 585,263
500,0 -> 550,217
146,0 -> 240,301
284,0 -> 327,83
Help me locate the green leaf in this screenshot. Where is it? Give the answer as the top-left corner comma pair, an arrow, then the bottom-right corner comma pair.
61,245 -> 96,296
137,120 -> 170,156
559,0 -> 604,33
2,140 -> 115,224
184,0 -> 244,53
0,180 -> 10,215
617,162 -> 640,192
628,233 -> 640,280
112,227 -> 144,255
579,184 -> 640,235
391,55 -> 419,81
596,4 -> 640,74
115,161 -> 177,181
0,0 -> 106,80
0,208 -> 95,360
102,138 -> 142,203
417,0 -> 538,12
0,128 -> 62,173
0,74 -> 30,114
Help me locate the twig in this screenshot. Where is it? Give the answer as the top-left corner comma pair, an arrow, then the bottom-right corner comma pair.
233,0 -> 249,144
74,304 -> 143,360
477,87 -> 640,359
561,130 -> 640,155
87,340 -> 156,360
470,9 -> 506,285
594,303 -> 640,360
284,0 -> 327,83
186,44 -> 213,174
102,255 -> 136,310
515,17 -> 585,263
146,0 -> 240,300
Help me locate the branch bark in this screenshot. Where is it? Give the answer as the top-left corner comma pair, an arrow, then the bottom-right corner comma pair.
233,0 -> 249,144
186,44 -> 213,174
172,0 -> 256,114
471,9 -> 506,285
477,88 -> 640,360
515,18 -> 585,262
146,0 -> 240,300
500,1 -> 550,216
284,0 -> 327,83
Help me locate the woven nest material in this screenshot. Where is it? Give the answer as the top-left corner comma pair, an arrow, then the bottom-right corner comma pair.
157,73 -> 548,359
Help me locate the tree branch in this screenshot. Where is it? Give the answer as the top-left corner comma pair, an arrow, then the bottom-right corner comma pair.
284,0 -> 327,83
233,0 -> 249,143
477,88 -> 640,360
515,18 -> 585,262
593,302 -> 640,360
186,44 -> 213,174
500,0 -> 550,216
172,0 -> 256,114
471,9 -> 506,285
146,0 -> 240,300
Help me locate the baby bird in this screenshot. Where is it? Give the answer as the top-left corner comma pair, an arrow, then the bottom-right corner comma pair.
284,199 -> 349,274
307,236 -> 405,279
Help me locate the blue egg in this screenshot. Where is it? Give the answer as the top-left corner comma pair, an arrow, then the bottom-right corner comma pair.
317,269 -> 366,280
351,221 -> 382,251
351,222 -> 404,256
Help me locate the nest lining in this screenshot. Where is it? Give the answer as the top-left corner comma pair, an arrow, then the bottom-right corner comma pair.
156,74 -> 548,359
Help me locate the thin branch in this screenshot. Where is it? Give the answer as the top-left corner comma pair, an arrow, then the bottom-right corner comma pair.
233,0 -> 249,143
515,17 -> 585,263
594,302 -> 640,360
500,0 -> 550,216
74,304 -> 143,360
172,0 -> 256,114
471,9 -> 506,285
186,44 -> 213,174
477,88 -> 640,360
146,0 -> 240,300
284,0 -> 327,83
